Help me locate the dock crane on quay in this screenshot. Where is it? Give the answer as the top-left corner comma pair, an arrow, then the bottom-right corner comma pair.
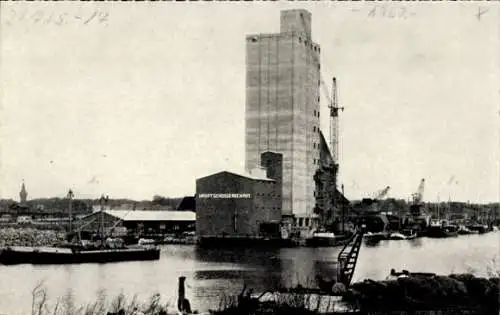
407,178 -> 431,233
362,186 -> 391,205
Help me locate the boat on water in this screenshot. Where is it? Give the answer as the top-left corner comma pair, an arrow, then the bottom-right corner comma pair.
388,229 -> 417,240
425,219 -> 459,238
305,230 -> 353,247
0,244 -> 160,265
457,225 -> 479,235
0,193 -> 161,265
385,268 -> 436,280
363,231 -> 389,242
466,224 -> 490,234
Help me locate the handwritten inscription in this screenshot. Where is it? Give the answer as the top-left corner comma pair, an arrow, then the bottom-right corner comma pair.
3,8 -> 109,26
476,6 -> 489,21
365,4 -> 416,20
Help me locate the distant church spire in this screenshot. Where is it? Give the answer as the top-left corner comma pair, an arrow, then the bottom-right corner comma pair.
20,180 -> 28,204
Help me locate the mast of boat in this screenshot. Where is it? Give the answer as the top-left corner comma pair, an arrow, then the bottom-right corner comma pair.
67,189 -> 74,234
436,193 -> 440,220
99,194 -> 107,246
341,184 -> 345,232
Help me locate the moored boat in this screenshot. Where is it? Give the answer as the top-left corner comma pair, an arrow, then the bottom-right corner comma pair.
467,224 -> 490,234
0,244 -> 160,265
388,229 -> 417,240
425,220 -> 459,238
0,193 -> 161,266
305,230 -> 353,247
457,225 -> 479,235
363,231 -> 389,242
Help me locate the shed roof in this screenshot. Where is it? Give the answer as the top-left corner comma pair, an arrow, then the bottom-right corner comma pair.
104,210 -> 195,222
198,170 -> 275,182
177,196 -> 195,210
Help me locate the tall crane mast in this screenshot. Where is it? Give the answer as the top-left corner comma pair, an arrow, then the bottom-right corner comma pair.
330,77 -> 344,167
409,178 -> 426,218
412,178 -> 425,205
374,186 -> 391,200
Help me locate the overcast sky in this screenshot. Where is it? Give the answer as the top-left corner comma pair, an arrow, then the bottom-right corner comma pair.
1,2 -> 499,203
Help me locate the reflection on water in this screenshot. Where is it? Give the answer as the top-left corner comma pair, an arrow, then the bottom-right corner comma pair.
407,238 -> 423,248
0,232 -> 498,315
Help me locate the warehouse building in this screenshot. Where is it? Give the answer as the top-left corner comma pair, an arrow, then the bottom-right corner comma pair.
76,210 -> 195,240
196,152 -> 284,244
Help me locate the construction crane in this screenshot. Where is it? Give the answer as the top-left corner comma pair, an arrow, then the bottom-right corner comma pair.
373,186 -> 391,200
330,77 -> 344,166
360,186 -> 390,212
411,179 -> 425,205
410,178 -> 426,218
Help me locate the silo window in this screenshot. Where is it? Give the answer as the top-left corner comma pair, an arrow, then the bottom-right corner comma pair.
313,110 -> 317,116
313,126 -> 316,132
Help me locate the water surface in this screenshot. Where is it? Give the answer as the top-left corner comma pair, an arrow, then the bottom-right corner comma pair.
1,232 -> 498,315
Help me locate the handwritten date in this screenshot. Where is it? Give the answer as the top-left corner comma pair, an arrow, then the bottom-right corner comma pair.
4,8 -> 109,26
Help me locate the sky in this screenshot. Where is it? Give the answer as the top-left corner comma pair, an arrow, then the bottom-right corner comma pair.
1,2 -> 499,203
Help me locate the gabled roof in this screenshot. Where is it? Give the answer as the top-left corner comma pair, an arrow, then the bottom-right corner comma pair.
197,170 -> 275,182
177,196 -> 195,210
104,210 -> 195,222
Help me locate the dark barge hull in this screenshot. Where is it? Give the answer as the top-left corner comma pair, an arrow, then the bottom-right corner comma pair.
424,227 -> 458,238
0,247 -> 160,265
196,237 -> 299,248
305,234 -> 353,247
467,225 -> 490,234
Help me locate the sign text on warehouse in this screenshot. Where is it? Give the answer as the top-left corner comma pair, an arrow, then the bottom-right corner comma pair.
198,193 -> 251,199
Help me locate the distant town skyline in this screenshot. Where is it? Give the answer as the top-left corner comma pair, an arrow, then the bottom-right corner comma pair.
1,3 -> 498,203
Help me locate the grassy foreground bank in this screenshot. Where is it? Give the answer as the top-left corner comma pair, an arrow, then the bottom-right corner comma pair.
26,272 -> 499,315
29,282 -> 183,315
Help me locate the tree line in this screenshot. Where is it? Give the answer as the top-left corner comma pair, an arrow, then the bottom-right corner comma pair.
0,195 -> 187,214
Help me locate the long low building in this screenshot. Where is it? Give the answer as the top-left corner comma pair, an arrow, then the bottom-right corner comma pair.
77,210 -> 195,238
